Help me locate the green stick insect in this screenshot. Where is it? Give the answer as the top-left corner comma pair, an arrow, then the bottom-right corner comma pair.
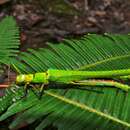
15,68 -> 130,98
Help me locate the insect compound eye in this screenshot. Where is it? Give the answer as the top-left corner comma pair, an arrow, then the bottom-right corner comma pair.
16,75 -> 26,83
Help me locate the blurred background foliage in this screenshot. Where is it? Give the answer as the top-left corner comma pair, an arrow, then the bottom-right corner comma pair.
0,0 -> 130,51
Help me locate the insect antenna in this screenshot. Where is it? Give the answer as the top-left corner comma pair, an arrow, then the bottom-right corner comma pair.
7,65 -> 10,84
11,63 -> 22,74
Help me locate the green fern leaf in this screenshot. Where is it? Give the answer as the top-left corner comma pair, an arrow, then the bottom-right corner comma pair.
1,34 -> 130,130
0,16 -> 20,65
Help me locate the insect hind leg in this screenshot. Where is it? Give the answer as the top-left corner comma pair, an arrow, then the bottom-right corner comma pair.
70,80 -> 130,92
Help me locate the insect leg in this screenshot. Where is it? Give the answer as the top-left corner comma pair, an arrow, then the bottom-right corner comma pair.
39,84 -> 46,99
29,84 -> 46,99
23,82 -> 29,97
116,75 -> 130,81
29,84 -> 40,97
70,80 -> 130,92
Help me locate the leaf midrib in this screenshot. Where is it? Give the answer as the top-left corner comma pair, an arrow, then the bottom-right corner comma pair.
77,53 -> 130,70
45,90 -> 130,128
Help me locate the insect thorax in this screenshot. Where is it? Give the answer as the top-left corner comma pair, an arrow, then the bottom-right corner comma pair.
16,73 -> 48,84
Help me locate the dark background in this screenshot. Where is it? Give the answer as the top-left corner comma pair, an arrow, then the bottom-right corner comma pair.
0,0 -> 130,51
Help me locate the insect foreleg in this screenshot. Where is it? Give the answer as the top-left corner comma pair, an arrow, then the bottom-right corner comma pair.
23,82 -> 30,97
29,84 -> 40,97
30,84 -> 47,99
